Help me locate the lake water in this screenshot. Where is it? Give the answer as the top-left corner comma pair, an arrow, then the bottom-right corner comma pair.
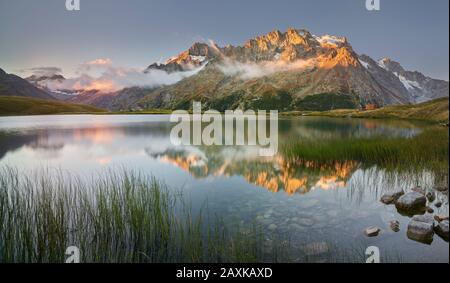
0,115 -> 448,262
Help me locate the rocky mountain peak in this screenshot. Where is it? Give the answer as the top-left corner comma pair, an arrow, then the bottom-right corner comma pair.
378,57 -> 405,73
145,28 -> 355,73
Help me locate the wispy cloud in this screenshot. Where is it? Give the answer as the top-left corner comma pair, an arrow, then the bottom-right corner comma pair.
41,59 -> 204,93
217,58 -> 317,79
84,58 -> 112,66
20,67 -> 62,77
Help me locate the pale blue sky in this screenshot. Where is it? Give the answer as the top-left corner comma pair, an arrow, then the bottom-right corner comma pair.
0,0 -> 448,79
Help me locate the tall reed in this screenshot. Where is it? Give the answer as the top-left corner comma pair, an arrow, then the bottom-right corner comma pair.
0,168 -> 268,263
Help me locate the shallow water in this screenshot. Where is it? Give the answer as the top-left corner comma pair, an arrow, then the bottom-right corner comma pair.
0,115 -> 448,262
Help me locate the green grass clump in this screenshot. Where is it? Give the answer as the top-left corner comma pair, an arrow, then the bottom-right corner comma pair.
0,168 -> 269,263
0,96 -> 106,116
284,129 -> 449,171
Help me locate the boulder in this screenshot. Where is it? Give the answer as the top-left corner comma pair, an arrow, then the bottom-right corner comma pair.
407,215 -> 434,244
411,187 -> 426,195
395,192 -> 427,214
380,189 -> 404,204
364,226 -> 381,237
435,201 -> 443,208
412,214 -> 434,224
434,220 -> 449,241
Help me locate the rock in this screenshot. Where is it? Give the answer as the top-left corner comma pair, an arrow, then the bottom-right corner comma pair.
426,192 -> 436,202
302,242 -> 329,256
297,218 -> 314,227
426,207 -> 434,214
289,223 -> 306,232
435,201 -> 443,208
364,226 -> 381,237
407,215 -> 434,244
390,220 -> 400,232
395,192 -> 427,214
412,214 -> 435,224
434,215 -> 449,222
380,189 -> 405,204
268,224 -> 278,231
434,220 -> 449,241
411,187 -> 426,195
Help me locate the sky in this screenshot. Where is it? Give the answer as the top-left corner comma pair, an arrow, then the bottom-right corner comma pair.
0,0 -> 448,80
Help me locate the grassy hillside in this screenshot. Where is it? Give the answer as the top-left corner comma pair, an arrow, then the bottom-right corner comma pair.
287,97 -> 449,123
0,96 -> 106,116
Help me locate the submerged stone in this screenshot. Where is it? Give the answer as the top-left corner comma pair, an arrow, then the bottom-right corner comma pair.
390,220 -> 400,232
297,218 -> 314,227
268,224 -> 278,231
364,226 -> 381,237
302,242 -> 329,256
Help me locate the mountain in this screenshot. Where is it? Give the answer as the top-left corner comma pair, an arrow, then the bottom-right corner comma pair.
145,42 -> 213,73
13,28 -> 448,112
25,73 -> 76,100
358,56 -> 449,103
135,28 -> 448,111
64,87 -> 154,111
0,68 -> 56,100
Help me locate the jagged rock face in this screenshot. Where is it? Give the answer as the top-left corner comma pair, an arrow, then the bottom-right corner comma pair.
374,57 -> 449,103
146,28 -> 352,71
138,28 -> 425,110
145,42 -> 218,73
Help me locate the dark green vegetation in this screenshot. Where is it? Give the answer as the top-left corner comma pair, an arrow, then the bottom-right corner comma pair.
285,128 -> 449,172
303,97 -> 449,123
294,93 -> 357,111
0,96 -> 106,116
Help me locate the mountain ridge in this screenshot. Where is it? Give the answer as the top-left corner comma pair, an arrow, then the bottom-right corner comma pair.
6,27 -> 449,111
136,28 -> 447,111
0,68 -> 56,100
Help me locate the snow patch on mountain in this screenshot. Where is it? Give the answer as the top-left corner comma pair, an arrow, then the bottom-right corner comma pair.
358,59 -> 370,69
393,72 -> 422,91
314,35 -> 346,47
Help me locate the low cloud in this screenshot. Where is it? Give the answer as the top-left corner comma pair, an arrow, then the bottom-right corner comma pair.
84,58 -> 112,66
21,67 -> 62,77
42,59 -> 205,93
217,58 -> 317,79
